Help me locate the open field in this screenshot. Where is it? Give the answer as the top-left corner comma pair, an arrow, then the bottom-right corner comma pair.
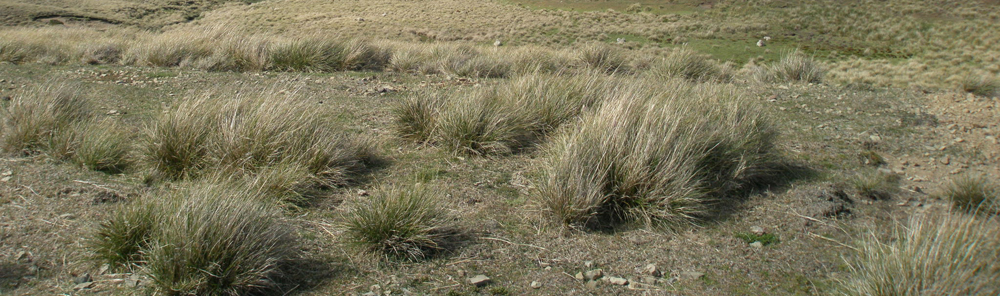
1,0 -> 999,295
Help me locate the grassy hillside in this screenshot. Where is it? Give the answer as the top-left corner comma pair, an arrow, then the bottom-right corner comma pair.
1,0 -> 999,295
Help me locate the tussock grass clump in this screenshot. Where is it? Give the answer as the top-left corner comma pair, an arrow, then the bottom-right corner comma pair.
90,199 -> 161,272
769,51 -> 825,83
342,184 -> 457,260
839,213 -> 1000,295
958,74 -> 999,97
145,188 -> 295,295
0,84 -> 91,155
396,73 -> 615,155
93,184 -> 297,295
538,80 -> 775,229
435,90 -> 535,155
72,120 -> 133,173
394,95 -> 445,142
143,86 -> 373,192
849,169 -> 899,200
945,175 -> 999,215
650,48 -> 729,82
269,38 -> 348,72
577,42 -> 629,74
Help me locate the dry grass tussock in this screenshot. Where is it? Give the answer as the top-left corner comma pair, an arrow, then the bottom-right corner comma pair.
0,83 -> 132,172
746,51 -> 825,84
341,184 -> 460,260
90,183 -> 296,295
142,85 -> 373,197
538,79 -> 776,229
838,212 -> 1000,295
647,47 -> 733,83
395,72 -> 618,155
945,175 -> 999,215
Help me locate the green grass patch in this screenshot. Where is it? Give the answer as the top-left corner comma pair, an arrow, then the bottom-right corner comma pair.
734,232 -> 780,246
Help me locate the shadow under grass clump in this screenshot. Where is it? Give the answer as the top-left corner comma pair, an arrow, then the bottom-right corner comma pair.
342,184 -> 467,261
537,79 -> 778,231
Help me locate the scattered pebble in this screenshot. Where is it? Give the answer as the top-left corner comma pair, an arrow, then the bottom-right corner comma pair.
530,281 -> 542,289
750,226 -> 765,236
584,269 -> 604,281
468,275 -> 490,286
605,276 -> 628,286
642,263 -> 661,277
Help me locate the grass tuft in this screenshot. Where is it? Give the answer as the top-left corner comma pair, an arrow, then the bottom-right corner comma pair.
73,119 -> 133,173
958,74 -> 1000,97
839,212 -> 1000,295
577,42 -> 629,74
0,83 -> 91,156
90,199 -> 161,272
342,184 -> 457,260
538,80 -> 775,229
848,169 -> 899,200
394,95 -> 444,143
945,175 -> 999,215
650,48 -> 728,82
143,185 -> 295,295
144,86 -> 370,184
769,51 -> 825,83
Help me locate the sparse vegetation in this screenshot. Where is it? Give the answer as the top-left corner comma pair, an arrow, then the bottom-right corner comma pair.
839,212 -> 1000,295
945,175 -> 999,215
342,184 -> 457,260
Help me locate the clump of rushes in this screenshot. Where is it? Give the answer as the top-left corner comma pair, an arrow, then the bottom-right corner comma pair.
538,79 -> 775,229
142,86 -> 373,196
839,212 -> 1000,295
945,175 -> 999,215
342,184 -> 458,260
